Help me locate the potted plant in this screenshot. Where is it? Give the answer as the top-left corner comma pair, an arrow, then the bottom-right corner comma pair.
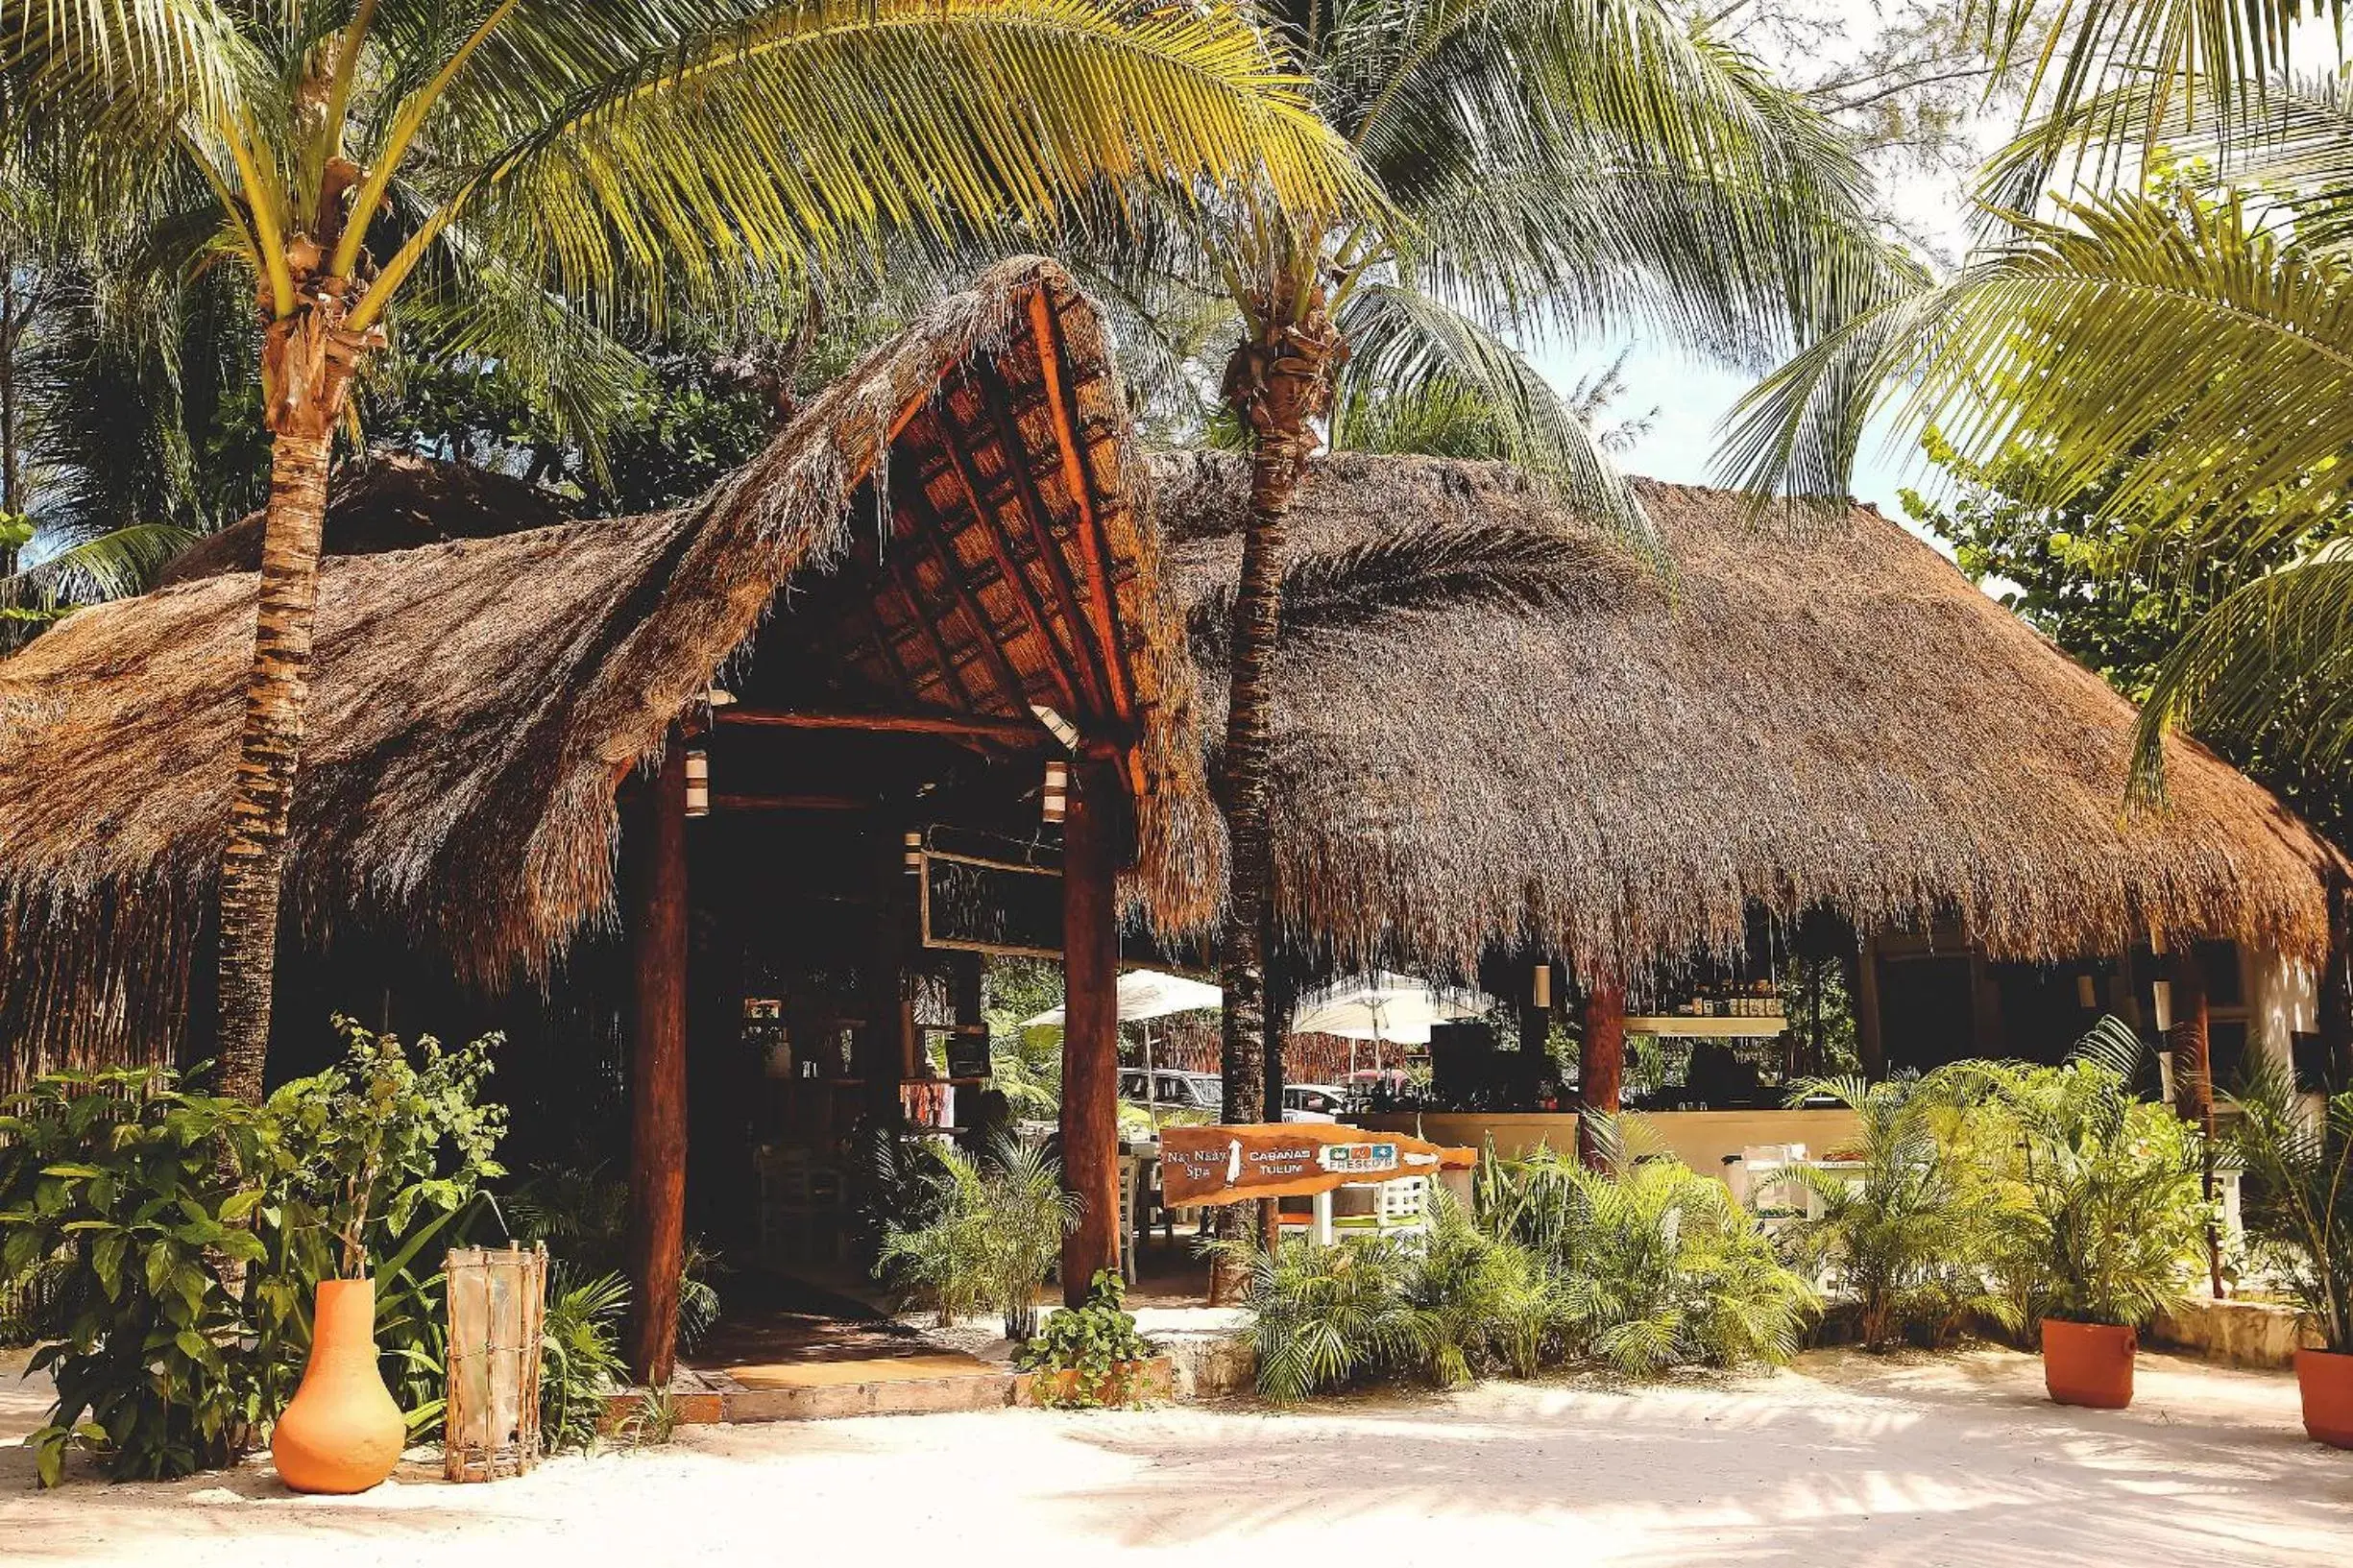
2226,1066 -> 2353,1447
271,1019 -> 504,1493
1016,1269 -> 1159,1407
2008,1023 -> 2209,1410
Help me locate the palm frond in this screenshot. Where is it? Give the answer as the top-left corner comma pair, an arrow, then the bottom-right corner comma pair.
1188,520 -> 1637,659
1336,282 -> 1659,560
2132,543 -> 2353,798
1725,189 -> 2353,536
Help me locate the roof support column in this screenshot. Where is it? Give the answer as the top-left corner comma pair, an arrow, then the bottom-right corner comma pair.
624,726 -> 690,1387
1060,760 -> 1123,1306
1579,980 -> 1624,1171
2163,940 -> 2222,1297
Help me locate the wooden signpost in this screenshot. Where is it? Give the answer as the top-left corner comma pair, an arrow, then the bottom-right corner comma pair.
1158,1123 -> 1476,1206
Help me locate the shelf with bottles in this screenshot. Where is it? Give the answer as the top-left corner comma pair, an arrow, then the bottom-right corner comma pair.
1627,978 -> 1789,1037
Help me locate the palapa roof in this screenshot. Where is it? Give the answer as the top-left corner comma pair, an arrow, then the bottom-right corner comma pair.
0,257 -> 1217,1073
1151,450 -> 2345,986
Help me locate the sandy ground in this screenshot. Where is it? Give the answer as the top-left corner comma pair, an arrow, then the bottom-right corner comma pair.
2,1343 -> 2348,1567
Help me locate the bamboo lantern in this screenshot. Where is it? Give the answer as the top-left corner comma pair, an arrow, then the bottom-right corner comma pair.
444,1242 -> 548,1483
1042,759 -> 1069,824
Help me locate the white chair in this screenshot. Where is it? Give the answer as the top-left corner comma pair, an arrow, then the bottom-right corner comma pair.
1331,1175 -> 1430,1240
1116,1156 -> 1143,1284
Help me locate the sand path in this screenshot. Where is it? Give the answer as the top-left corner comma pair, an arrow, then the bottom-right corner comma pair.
2,1345 -> 2347,1566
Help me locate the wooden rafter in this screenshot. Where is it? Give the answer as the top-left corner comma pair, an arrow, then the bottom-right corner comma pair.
927,399 -> 1081,712
888,462 -> 1029,712
719,707 -> 1047,746
882,543 -> 980,711
972,356 -> 1114,714
853,597 -> 924,703
1029,291 -> 1132,720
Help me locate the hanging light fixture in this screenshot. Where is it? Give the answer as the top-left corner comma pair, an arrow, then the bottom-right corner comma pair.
2075,973 -> 2098,1009
1030,703 -> 1082,752
2152,978 -> 2174,1032
683,744 -> 710,817
904,831 -> 924,873
1042,758 -> 1069,824
1531,963 -> 1552,1011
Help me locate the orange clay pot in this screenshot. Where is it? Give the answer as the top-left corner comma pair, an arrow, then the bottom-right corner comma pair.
2041,1318 -> 2136,1410
271,1278 -> 406,1494
2297,1349 -> 2353,1449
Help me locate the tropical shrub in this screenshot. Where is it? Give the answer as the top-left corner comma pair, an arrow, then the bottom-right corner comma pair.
1211,1231 -> 1427,1403
1392,1190 -> 1555,1386
1996,1024 -> 2210,1332
1488,1146 -> 1818,1376
877,1135 -> 1076,1339
2226,1065 -> 2353,1352
0,1069 -> 285,1484
504,1161 -> 721,1351
539,1269 -> 632,1455
1774,1072 -> 2033,1349
0,1019 -> 511,1484
1016,1268 -> 1156,1408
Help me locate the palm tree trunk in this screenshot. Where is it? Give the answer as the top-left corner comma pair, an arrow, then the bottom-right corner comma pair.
1207,294 -> 1342,1298
214,302 -> 375,1102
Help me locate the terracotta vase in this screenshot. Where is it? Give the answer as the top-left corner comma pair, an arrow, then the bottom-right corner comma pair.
2041,1318 -> 2136,1410
2297,1348 -> 2353,1449
271,1278 -> 406,1494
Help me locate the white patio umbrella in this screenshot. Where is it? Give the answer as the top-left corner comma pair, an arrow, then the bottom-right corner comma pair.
1021,969 -> 1222,1127
1290,971 -> 1491,1077
1017,968 -> 1222,1028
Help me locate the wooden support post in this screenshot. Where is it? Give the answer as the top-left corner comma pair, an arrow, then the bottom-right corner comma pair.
624,728 -> 690,1388
865,828 -> 910,1124
1579,980 -> 1625,1170
1059,760 -> 1122,1305
2325,869 -> 2353,1090
2167,945 -> 2222,1297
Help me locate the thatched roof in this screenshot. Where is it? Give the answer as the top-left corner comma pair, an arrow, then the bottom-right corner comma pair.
155,454 -> 575,588
0,257 -> 1217,1073
1151,450 -> 2345,986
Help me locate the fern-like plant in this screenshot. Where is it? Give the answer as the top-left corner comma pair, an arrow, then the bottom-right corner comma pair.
1773,1072 -> 2033,1349
2226,1065 -> 2353,1352
1489,1148 -> 1817,1377
1207,1232 -> 1425,1404
876,1136 -> 1076,1340
1391,1189 -> 1556,1386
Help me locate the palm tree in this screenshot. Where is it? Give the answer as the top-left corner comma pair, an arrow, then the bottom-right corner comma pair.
10,0 -> 1368,1100
1076,0 -> 1904,1185
1722,65 -> 2353,800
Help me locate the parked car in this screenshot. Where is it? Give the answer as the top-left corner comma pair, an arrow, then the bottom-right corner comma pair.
1282,1083 -> 1345,1122
1119,1068 -> 1223,1114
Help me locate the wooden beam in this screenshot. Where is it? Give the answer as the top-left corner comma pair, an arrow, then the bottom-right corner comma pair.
717,706 -> 1046,746
1059,760 -> 1123,1305
928,408 -> 1079,712
624,726 -> 690,1387
711,792 -> 872,812
973,358 -> 1112,712
1578,980 -> 1625,1171
2167,946 -> 2223,1297
1028,291 -> 1131,720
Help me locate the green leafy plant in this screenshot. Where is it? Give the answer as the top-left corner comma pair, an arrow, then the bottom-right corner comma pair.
539,1268 -> 631,1455
876,1136 -> 1076,1340
1774,1072 -> 2033,1349
0,1018 -> 512,1484
1487,1144 -> 1818,1377
1209,1231 -> 1426,1404
1391,1189 -> 1555,1386
0,1068 -> 283,1484
1998,1021 -> 2211,1332
505,1161 -> 721,1351
2226,1065 -> 2353,1352
1015,1269 -> 1156,1408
